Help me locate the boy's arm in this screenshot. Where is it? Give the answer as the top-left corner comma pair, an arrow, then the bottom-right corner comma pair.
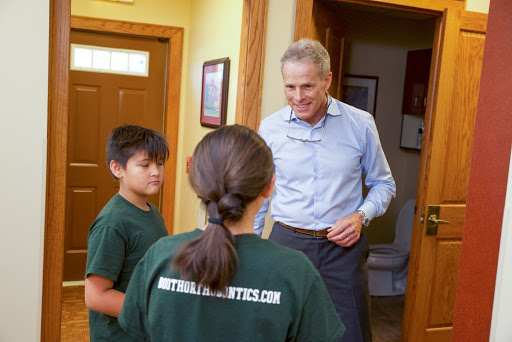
85,274 -> 125,317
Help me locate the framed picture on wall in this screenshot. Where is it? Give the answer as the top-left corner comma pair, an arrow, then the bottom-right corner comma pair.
200,57 -> 230,128
342,74 -> 379,117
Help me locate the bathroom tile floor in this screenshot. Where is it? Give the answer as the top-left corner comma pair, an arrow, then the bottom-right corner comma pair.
371,294 -> 405,342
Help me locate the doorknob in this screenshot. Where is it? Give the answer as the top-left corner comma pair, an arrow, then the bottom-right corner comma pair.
426,206 -> 450,236
428,214 -> 450,225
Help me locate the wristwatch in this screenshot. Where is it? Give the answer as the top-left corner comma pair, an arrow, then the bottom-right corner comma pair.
356,210 -> 370,227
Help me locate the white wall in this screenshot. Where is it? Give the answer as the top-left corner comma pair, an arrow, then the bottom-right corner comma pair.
467,0 -> 490,13
490,147 -> 512,341
0,1 -> 49,340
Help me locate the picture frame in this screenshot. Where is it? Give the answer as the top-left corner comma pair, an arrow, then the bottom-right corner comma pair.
200,57 -> 230,128
342,74 -> 379,117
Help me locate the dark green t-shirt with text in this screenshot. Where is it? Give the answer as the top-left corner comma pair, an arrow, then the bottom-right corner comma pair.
119,229 -> 344,341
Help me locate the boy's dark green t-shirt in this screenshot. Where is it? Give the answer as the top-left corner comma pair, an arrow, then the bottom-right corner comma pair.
119,229 -> 345,341
85,193 -> 168,342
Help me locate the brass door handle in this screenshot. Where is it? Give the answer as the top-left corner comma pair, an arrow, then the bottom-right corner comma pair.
428,214 -> 450,225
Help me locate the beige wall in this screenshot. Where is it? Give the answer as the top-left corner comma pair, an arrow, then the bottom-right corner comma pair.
175,0 -> 243,233
72,0 -> 190,27
0,1 -> 49,340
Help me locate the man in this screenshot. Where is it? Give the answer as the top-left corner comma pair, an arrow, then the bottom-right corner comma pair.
255,38 -> 396,342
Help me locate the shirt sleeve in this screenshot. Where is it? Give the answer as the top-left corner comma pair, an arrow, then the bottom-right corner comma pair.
295,272 -> 345,341
253,122 -> 272,235
359,117 -> 396,221
118,253 -> 150,341
85,224 -> 126,282
253,198 -> 269,236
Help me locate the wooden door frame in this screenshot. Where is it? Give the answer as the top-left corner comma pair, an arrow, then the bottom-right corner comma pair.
42,3 -> 183,340
235,0 -> 269,131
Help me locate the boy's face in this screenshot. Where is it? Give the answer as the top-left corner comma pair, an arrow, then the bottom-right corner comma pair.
111,150 -> 165,207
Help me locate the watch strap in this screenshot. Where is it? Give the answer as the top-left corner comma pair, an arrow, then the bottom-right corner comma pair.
356,210 -> 370,227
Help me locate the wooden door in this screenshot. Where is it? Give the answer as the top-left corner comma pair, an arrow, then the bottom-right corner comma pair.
402,9 -> 486,341
295,0 -> 345,98
63,30 -> 168,280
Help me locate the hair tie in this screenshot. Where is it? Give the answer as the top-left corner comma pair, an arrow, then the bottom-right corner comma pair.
208,217 -> 224,225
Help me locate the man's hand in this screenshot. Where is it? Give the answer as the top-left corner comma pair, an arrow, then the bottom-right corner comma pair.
327,212 -> 363,247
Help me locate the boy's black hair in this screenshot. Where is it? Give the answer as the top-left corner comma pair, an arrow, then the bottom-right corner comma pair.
106,124 -> 170,179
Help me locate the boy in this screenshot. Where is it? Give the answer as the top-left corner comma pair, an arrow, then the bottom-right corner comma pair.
85,124 -> 170,341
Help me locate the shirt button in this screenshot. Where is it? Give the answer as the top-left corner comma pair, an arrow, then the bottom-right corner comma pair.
314,150 -> 318,154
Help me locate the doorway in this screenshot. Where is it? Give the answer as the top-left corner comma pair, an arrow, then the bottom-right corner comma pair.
64,29 -> 168,281
294,1 -> 487,340
326,4 -> 436,340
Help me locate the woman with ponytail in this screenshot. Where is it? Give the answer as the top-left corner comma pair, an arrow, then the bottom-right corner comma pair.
119,125 -> 344,341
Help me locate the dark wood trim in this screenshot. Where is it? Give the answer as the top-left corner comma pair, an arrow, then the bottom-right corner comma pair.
161,28 -> 183,231
42,13 -> 183,341
294,0 -> 314,40
41,0 -> 69,340
70,15 -> 183,38
235,0 -> 269,131
321,0 -> 463,13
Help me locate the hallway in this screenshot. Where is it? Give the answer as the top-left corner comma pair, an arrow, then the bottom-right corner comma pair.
61,284 -> 88,342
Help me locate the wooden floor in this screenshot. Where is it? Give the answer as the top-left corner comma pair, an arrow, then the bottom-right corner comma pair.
61,285 -> 89,342
61,285 -> 404,341
371,295 -> 405,342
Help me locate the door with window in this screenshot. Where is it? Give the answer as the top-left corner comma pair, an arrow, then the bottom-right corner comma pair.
63,30 -> 168,280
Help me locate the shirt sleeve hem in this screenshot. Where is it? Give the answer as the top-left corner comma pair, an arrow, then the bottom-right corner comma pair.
84,268 -> 118,283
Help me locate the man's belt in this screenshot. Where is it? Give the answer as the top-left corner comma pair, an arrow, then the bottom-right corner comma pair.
277,222 -> 329,238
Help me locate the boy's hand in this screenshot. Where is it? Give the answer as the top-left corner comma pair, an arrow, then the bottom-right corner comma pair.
85,274 -> 125,317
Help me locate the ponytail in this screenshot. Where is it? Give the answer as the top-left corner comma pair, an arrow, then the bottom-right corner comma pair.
172,125 -> 273,291
172,201 -> 239,292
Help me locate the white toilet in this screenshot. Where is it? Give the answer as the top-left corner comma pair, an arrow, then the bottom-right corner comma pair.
368,199 -> 415,296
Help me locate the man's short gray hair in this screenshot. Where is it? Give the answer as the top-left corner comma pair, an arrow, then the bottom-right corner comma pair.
280,38 -> 331,78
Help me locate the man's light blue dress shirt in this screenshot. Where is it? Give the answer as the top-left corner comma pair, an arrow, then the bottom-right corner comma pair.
254,98 -> 396,236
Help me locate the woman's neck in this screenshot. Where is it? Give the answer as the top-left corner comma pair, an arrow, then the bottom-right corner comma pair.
224,197 -> 263,235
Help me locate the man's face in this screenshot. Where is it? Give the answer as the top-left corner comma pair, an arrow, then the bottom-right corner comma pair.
282,61 -> 332,126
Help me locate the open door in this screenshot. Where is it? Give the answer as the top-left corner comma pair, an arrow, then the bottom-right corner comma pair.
294,0 -> 345,98
402,8 -> 486,341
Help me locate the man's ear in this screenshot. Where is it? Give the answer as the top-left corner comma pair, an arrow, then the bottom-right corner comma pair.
325,71 -> 333,91
262,174 -> 276,199
110,160 -> 123,179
